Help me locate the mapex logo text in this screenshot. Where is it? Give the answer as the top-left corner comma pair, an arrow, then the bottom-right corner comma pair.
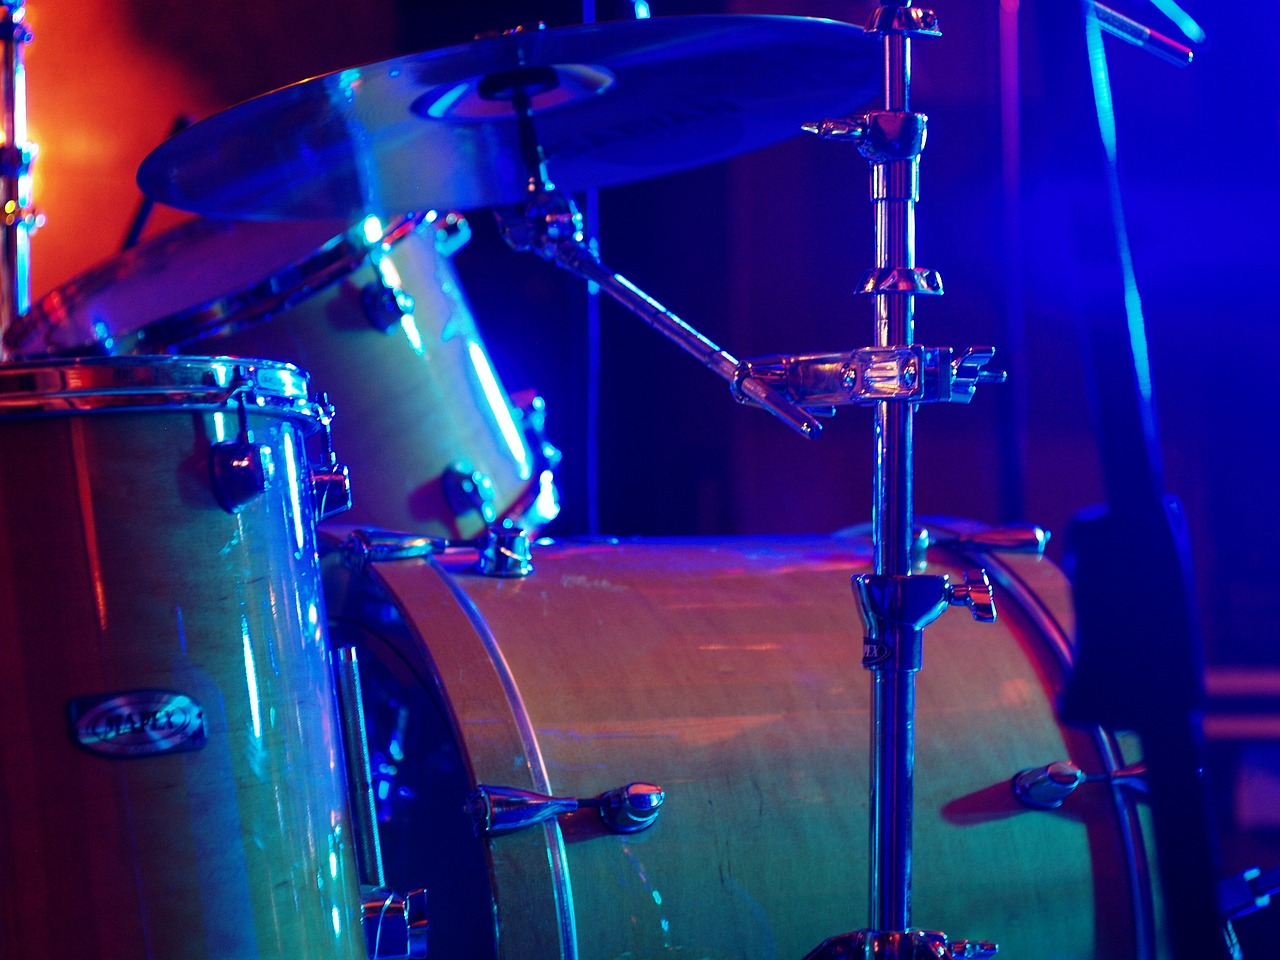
68,690 -> 207,758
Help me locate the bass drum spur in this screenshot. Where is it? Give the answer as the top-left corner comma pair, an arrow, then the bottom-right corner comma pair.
6,213 -> 553,540
323,532 -> 1159,960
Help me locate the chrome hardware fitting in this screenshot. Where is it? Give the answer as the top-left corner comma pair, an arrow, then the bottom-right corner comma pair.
311,463 -> 351,519
361,260 -> 416,333
1010,760 -> 1085,809
857,266 -> 943,297
360,220 -> 418,332
866,4 -> 942,35
428,209 -> 471,257
912,525 -> 1049,569
475,528 -> 533,578
466,782 -> 664,836
510,390 -> 563,530
803,929 -> 996,960
737,345 -> 1004,411
1220,864 -> 1280,921
854,570 -> 998,633
209,439 -> 272,513
341,528 -> 450,572
362,887 -> 428,959
804,110 -> 929,161
311,392 -> 352,520
947,569 -> 996,622
854,570 -> 996,670
333,647 -> 385,887
443,462 -> 498,524
210,384 -> 273,514
1012,759 -> 1148,810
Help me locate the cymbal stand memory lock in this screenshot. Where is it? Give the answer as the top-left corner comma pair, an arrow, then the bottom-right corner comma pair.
792,5 -> 1004,958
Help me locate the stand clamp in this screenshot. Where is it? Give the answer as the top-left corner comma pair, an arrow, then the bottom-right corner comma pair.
737,346 -> 1004,412
855,570 -> 995,672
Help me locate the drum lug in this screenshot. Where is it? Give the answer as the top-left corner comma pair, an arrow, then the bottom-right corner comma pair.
1012,758 -> 1149,809
465,781 -> 664,836
210,383 -> 275,513
361,886 -> 428,959
313,462 -> 353,519
210,439 -> 273,513
475,527 -> 534,578
361,250 -> 417,333
443,461 -> 498,525
508,390 -> 563,531
311,393 -> 352,520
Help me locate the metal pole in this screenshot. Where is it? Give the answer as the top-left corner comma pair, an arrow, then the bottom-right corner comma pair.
0,0 -> 32,354
869,21 -> 918,932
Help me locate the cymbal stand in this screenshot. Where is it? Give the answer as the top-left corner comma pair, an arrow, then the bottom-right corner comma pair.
789,5 -> 1001,958
484,65 -> 823,440
487,17 -> 1004,953
0,0 -> 35,357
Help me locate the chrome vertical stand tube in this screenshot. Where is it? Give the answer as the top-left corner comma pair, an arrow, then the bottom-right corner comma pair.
870,24 -> 918,936
802,10 -> 1002,957
0,0 -> 32,353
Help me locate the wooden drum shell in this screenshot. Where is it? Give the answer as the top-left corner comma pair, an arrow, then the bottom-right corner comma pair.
0,358 -> 366,960
327,533 -> 1156,960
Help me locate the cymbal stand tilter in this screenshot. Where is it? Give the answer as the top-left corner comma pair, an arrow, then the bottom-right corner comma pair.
481,64 -> 823,440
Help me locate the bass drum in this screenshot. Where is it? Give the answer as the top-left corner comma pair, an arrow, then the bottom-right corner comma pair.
323,531 -> 1160,960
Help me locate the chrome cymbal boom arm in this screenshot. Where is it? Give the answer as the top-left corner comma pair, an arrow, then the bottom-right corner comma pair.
494,187 -> 824,439
488,54 -> 823,440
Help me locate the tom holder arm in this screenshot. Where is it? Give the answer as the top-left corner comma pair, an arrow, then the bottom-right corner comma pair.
492,192 -> 824,439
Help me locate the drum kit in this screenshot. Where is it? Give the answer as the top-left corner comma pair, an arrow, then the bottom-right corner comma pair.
0,2 -> 1244,960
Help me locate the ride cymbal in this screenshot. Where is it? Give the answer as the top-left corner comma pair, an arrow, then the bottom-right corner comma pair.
137,15 -> 879,221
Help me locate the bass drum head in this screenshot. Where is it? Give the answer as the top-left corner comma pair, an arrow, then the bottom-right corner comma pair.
324,533 -> 1154,960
